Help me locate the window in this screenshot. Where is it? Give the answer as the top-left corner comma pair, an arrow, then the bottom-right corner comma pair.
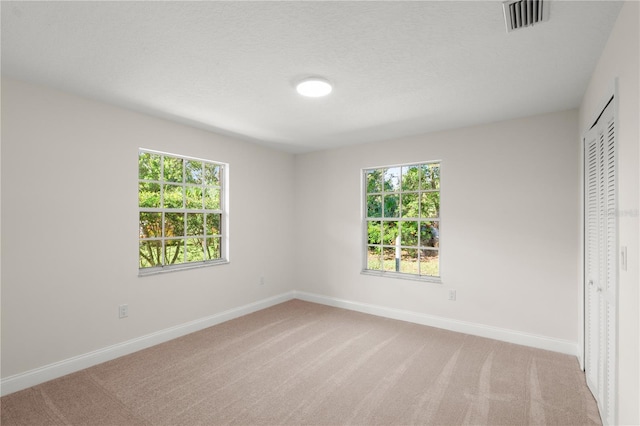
363,162 -> 440,280
138,149 -> 227,274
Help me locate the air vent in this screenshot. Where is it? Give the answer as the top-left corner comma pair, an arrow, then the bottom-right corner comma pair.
503,0 -> 549,32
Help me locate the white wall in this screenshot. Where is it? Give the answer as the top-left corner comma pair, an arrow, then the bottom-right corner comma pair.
294,110 -> 581,344
579,1 -> 639,424
1,78 -> 296,379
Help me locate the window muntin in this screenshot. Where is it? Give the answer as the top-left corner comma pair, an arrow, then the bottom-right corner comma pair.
139,150 -> 227,274
364,162 -> 440,280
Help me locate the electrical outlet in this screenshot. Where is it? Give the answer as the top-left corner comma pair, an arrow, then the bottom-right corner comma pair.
118,304 -> 128,319
448,290 -> 456,301
260,276 -> 265,285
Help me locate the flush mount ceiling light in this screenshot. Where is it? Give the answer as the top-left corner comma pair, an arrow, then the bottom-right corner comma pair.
296,77 -> 332,97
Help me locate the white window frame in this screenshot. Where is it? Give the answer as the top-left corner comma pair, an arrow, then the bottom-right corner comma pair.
138,149 -> 229,276
361,160 -> 442,283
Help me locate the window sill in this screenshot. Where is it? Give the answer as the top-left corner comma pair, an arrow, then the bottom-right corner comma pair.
139,259 -> 229,277
361,269 -> 442,284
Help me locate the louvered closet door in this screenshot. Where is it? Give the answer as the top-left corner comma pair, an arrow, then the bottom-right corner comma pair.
584,98 -> 617,426
585,130 -> 599,397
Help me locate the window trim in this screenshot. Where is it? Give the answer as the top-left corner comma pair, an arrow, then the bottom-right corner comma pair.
361,160 -> 442,283
138,148 -> 229,276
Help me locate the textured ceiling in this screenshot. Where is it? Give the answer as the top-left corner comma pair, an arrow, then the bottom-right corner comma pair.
1,1 -> 623,153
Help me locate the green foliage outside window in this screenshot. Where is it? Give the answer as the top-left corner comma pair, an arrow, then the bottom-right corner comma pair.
138,151 -> 224,271
364,162 -> 440,278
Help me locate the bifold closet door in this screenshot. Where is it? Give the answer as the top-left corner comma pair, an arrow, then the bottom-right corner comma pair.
584,98 -> 617,426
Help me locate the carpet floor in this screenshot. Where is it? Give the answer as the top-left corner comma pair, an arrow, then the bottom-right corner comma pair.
1,299 -> 600,425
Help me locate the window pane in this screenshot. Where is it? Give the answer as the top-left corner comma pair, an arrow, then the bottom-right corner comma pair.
367,246 -> 382,270
185,187 -> 203,209
205,237 -> 221,260
204,164 -> 220,186
186,213 -> 204,236
420,192 -> 440,218
420,250 -> 439,276
164,184 -> 184,209
206,214 -> 221,235
362,161 -> 440,280
382,221 -> 399,245
163,157 -> 183,182
139,151 -> 226,271
367,195 -> 382,217
383,167 -> 401,192
139,182 -> 161,208
186,238 -> 205,262
139,152 -> 161,180
420,164 -> 440,190
401,193 -> 419,218
185,160 -> 203,184
165,239 -> 185,264
366,169 -> 383,193
401,221 -> 418,246
419,221 -> 439,248
204,188 -> 220,210
401,166 -> 420,191
400,248 -> 418,274
165,213 -> 185,237
383,247 -> 397,271
139,240 -> 162,268
367,221 -> 382,245
383,194 -> 399,217
139,212 -> 162,238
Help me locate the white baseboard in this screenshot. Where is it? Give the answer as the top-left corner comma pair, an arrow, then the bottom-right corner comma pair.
0,291 -> 295,397
293,291 -> 580,357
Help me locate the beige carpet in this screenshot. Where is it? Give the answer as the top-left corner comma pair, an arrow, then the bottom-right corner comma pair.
1,299 -> 600,425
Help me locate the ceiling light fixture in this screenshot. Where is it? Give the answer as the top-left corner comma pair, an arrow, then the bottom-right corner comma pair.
296,77 -> 332,97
